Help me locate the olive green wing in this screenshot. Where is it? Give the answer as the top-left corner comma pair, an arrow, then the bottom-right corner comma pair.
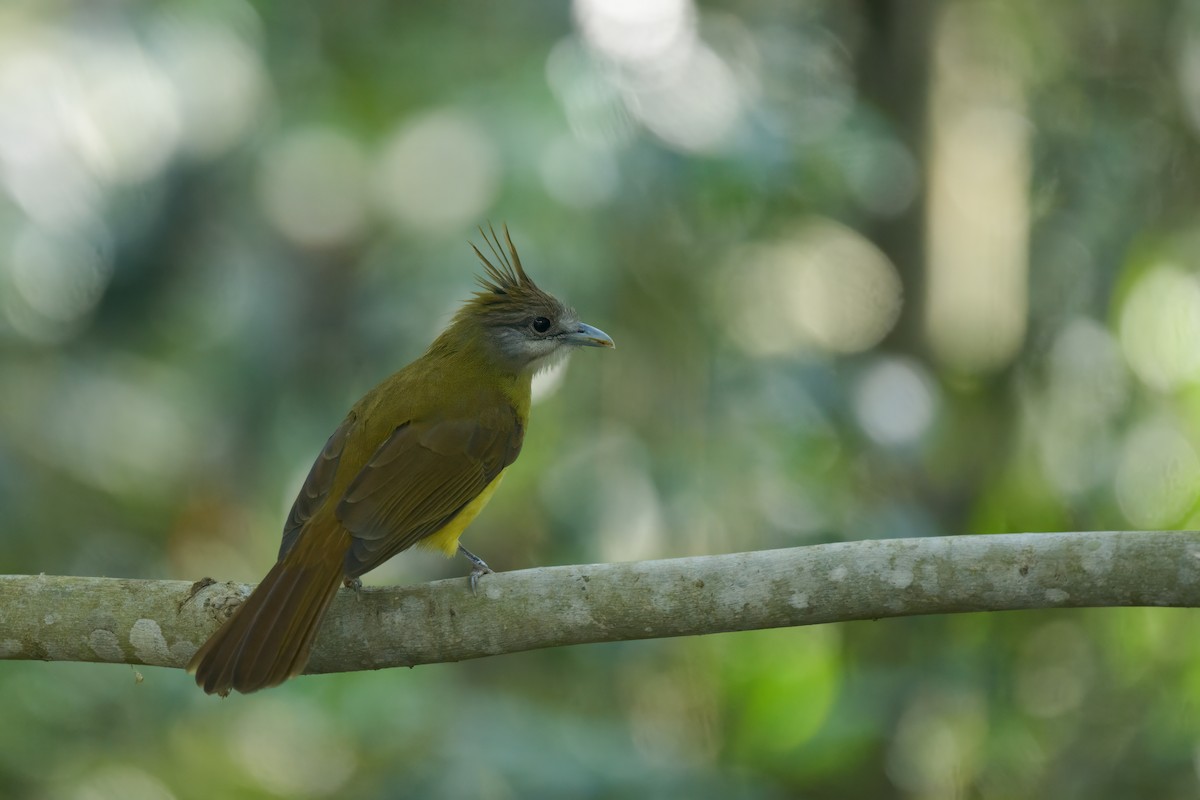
335,410 -> 524,577
278,412 -> 356,559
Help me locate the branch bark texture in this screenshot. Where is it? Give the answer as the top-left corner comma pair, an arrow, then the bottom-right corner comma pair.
2,531 -> 1198,676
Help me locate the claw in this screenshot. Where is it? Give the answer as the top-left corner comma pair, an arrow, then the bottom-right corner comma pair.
468,565 -> 494,595
458,544 -> 494,595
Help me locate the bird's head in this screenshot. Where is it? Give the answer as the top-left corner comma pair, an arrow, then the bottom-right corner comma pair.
457,225 -> 614,374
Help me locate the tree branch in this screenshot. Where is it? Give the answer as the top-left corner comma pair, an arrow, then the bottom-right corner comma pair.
2,531 -> 1198,676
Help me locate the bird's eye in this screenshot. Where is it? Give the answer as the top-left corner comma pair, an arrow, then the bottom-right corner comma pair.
532,317 -> 552,334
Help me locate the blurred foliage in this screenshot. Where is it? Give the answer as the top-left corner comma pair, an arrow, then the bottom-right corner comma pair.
2,0 -> 1200,797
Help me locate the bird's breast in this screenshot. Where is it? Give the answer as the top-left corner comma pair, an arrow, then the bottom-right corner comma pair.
416,469 -> 508,556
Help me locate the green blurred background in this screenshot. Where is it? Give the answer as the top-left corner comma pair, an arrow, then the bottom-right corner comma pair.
2,0 -> 1200,797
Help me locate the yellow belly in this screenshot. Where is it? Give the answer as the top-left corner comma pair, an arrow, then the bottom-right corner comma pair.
417,470 -> 507,557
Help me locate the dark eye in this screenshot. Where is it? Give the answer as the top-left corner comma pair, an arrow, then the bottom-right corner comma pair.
532,317 -> 552,334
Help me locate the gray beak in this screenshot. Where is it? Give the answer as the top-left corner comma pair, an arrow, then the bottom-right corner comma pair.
566,322 -> 614,349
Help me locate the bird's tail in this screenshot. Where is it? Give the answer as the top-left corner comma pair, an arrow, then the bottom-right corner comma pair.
188,542 -> 345,696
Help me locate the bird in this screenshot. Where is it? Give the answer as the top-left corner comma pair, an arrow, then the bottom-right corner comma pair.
188,225 -> 613,695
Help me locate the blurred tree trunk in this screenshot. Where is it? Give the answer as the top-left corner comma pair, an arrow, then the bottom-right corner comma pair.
856,0 -> 936,350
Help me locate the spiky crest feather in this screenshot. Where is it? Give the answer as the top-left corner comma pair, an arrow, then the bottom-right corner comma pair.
462,224 -> 564,325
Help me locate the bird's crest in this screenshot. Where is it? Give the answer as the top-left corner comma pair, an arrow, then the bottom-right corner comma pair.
466,225 -> 559,320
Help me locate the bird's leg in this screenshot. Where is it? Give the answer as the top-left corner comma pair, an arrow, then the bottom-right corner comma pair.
343,576 -> 363,601
457,544 -> 494,594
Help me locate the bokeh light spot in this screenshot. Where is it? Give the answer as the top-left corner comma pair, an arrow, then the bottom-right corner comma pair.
7,223 -> 113,342
545,38 -> 638,150
566,0 -> 748,154
71,764 -> 176,800
373,110 -> 501,235
887,689 -> 986,796
540,428 -> 664,562
149,12 -> 267,159
854,357 -> 938,446
69,37 -> 182,185
1118,264 -> 1200,391
1036,317 -> 1128,497
1049,317 -> 1130,423
721,219 -> 903,356
0,40 -> 104,229
1015,621 -> 1094,718
574,0 -> 693,65
624,41 -> 744,154
257,126 -> 369,248
1115,417 -> 1200,528
231,699 -> 357,796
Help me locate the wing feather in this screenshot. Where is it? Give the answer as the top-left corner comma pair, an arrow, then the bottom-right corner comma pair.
336,409 -> 524,576
278,413 -> 356,558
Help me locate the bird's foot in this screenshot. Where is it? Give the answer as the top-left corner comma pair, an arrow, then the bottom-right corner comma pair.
468,564 -> 494,595
344,576 -> 363,600
458,544 -> 494,595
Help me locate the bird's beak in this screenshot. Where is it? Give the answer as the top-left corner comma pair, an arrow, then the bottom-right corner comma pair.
567,322 -> 615,349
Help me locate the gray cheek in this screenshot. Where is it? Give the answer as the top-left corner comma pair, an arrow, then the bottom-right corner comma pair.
490,329 -> 561,371
492,329 -> 532,360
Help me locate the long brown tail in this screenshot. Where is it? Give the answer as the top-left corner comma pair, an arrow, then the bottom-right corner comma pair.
188,545 -> 345,696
